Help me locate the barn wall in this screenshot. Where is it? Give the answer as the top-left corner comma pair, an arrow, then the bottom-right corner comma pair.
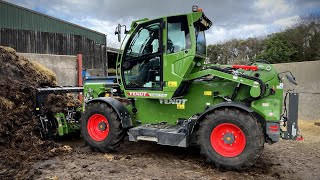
0,0 -> 105,44
0,28 -> 106,72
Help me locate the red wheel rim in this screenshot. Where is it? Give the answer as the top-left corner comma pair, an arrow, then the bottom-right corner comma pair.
210,123 -> 246,157
87,114 -> 109,141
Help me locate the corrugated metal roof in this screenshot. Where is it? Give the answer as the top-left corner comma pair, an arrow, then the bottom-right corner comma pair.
0,0 -> 106,44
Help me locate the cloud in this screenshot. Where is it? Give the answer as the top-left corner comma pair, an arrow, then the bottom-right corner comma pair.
253,0 -> 294,18
208,24 -> 270,44
4,0 -> 320,47
273,15 -> 300,28
71,17 -> 136,48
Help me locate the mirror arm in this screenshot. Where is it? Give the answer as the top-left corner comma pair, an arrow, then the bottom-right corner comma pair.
115,24 -> 129,42
115,26 -> 119,35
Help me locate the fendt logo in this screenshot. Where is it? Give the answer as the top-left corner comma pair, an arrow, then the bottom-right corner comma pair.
127,92 -> 149,96
127,92 -> 168,97
159,99 -> 188,104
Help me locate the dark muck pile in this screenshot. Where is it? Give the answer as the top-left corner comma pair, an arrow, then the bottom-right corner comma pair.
0,46 -> 70,179
43,93 -> 82,113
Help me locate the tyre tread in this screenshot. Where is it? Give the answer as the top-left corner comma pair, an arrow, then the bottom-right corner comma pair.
198,108 -> 264,170
82,102 -> 125,153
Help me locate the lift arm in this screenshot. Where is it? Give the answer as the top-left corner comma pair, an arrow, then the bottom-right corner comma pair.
186,68 -> 264,98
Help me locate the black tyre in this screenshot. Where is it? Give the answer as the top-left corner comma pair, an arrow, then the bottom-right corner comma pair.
198,108 -> 264,170
81,102 -> 124,152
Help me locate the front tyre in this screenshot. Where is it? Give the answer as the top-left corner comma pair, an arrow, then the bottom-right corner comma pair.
82,102 -> 124,152
198,108 -> 264,170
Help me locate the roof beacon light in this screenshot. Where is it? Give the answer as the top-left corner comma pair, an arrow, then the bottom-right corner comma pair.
192,5 -> 198,12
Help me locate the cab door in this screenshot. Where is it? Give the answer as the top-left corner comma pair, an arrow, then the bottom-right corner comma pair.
121,19 -> 164,94
163,15 -> 192,93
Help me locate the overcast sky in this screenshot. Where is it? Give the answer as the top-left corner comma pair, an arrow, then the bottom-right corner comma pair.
5,0 -> 320,47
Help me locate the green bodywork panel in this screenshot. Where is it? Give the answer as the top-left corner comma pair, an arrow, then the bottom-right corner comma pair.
131,64 -> 283,125
83,10 -> 284,129
186,68 -> 261,98
132,81 -> 231,125
84,64 -> 283,125
84,79 -> 110,99
250,64 -> 284,121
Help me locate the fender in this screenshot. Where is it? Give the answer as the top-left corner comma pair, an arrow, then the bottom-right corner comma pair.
86,97 -> 133,128
197,101 -> 253,121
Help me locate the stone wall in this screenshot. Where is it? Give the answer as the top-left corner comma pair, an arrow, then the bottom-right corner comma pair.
18,53 -> 78,86
273,60 -> 320,120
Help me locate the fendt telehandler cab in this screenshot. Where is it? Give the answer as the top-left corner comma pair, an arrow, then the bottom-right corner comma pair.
82,6 -> 301,169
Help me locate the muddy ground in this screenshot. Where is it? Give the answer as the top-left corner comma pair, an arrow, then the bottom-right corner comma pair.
30,120 -> 320,180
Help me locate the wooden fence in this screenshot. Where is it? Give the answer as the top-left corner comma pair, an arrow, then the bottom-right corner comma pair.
0,28 -> 106,70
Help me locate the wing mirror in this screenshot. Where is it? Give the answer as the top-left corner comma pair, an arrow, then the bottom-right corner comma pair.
115,24 -> 129,42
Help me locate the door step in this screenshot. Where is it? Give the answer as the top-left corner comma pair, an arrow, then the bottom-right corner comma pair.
128,122 -> 192,147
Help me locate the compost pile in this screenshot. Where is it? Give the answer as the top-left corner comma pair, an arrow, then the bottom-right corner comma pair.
0,46 -> 70,179
43,93 -> 82,113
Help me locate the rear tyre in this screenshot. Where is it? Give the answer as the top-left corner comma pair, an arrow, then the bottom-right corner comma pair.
82,102 -> 124,152
198,108 -> 264,170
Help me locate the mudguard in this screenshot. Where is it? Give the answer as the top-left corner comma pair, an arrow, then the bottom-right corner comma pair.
197,101 -> 253,121
86,97 -> 133,128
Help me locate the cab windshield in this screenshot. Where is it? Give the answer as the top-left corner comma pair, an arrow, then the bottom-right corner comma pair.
125,23 -> 160,60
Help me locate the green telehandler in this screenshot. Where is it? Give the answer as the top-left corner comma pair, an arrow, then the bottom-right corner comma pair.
80,6 -> 301,169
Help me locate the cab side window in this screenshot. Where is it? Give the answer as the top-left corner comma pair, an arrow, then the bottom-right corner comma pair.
167,16 -> 190,54
195,26 -> 206,55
